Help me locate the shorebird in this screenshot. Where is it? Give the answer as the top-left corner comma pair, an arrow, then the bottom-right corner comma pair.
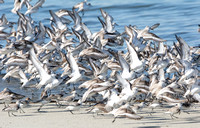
11,0 -> 29,14
0,88 -> 25,105
34,21 -> 46,44
184,78 -> 200,99
37,89 -> 65,111
20,97 -> 32,108
49,10 -> 67,30
53,9 -> 71,25
73,0 -> 91,15
47,93 -> 64,107
148,102 -> 162,115
2,100 -> 25,117
125,39 -> 144,72
118,54 -> 135,80
125,26 -> 145,52
132,23 -> 166,42
29,47 -> 61,91
78,78 -> 104,89
65,51 -> 82,85
24,0 -> 45,15
55,9 -> 69,17
81,80 -> 113,103
115,72 -> 138,105
86,102 -> 108,116
2,66 -> 29,87
105,89 -> 120,111
110,103 -> 143,123
88,58 -> 108,79
68,9 -> 82,31
174,35 -> 190,61
37,90 -> 49,112
59,90 -> 76,105
0,14 -> 13,31
157,42 -> 166,56
79,47 -> 109,60
164,103 -> 182,119
81,22 -> 92,41
99,8 -> 117,34
11,0 -> 22,14
65,102 -> 81,114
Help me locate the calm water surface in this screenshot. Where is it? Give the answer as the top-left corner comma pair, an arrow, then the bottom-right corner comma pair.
0,0 -> 199,96
0,0 -> 200,46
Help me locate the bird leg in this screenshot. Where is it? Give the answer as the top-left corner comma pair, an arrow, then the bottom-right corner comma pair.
149,108 -> 154,116
97,113 -> 105,116
3,102 -> 8,108
57,102 -> 62,108
37,104 -> 44,112
112,117 -> 117,123
11,112 -> 17,116
55,101 -> 60,107
19,108 -> 25,113
69,110 -> 74,114
171,114 -> 178,119
183,111 -> 190,114
31,91 -> 35,99
81,11 -> 85,16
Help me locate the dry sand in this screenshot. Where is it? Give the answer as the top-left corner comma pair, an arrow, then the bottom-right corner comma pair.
0,102 -> 200,128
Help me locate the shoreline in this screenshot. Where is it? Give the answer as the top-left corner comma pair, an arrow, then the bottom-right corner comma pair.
1,103 -> 200,128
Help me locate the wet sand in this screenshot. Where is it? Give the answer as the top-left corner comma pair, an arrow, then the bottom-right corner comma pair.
0,103 -> 200,128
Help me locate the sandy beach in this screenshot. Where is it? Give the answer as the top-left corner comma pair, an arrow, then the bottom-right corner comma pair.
0,102 -> 200,128
0,0 -> 199,128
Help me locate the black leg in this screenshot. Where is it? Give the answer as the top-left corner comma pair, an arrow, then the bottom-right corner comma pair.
56,101 -> 61,108
38,104 -> 44,112
69,110 -> 74,114
112,117 -> 117,123
97,113 -> 104,116
82,11 -> 85,16
183,111 -> 190,114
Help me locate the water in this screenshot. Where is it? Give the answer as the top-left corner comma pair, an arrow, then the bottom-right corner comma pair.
0,0 -> 200,46
0,0 -> 199,97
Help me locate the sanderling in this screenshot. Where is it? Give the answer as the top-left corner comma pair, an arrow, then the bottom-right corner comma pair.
110,103 -> 143,123
73,0 -> 91,15
164,103 -> 182,119
24,0 -> 45,15
2,100 -> 25,117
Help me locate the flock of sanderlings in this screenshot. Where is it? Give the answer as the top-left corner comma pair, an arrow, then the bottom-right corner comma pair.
0,0 -> 199,122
